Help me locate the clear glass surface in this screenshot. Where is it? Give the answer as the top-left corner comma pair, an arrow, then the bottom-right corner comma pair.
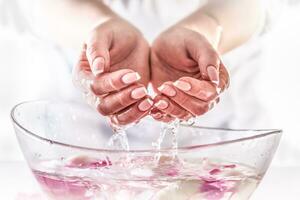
11,101 -> 282,200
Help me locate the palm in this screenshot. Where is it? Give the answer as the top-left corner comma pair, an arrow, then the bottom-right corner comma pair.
151,28 -> 201,90
93,19 -> 150,86
109,34 -> 150,86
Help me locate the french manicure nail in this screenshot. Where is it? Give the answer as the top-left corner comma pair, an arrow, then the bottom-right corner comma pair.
138,98 -> 153,111
158,84 -> 176,97
154,100 -> 169,110
122,72 -> 141,84
131,87 -> 147,99
174,80 -> 192,92
92,57 -> 105,76
207,65 -> 219,85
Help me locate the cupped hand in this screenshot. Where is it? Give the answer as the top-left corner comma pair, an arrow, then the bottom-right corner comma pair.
73,17 -> 152,126
150,27 -> 230,122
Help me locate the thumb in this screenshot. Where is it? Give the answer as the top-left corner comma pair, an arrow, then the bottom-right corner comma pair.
185,34 -> 220,84
86,29 -> 112,76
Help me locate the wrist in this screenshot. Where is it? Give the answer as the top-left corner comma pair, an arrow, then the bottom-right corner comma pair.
177,12 -> 223,51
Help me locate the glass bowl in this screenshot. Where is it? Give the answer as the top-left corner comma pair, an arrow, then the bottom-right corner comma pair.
11,100 -> 282,200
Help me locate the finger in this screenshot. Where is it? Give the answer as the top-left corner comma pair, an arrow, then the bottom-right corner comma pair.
86,30 -> 111,76
182,113 -> 193,121
150,108 -> 164,120
73,44 -> 94,93
185,34 -> 221,84
218,62 -> 230,92
111,98 -> 153,125
158,83 -> 211,116
153,95 -> 190,120
173,77 -> 219,102
97,84 -> 147,116
91,69 -> 141,95
157,115 -> 175,123
150,108 -> 175,123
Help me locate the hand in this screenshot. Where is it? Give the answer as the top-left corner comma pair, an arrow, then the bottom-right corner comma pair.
150,26 -> 229,122
73,17 -> 152,125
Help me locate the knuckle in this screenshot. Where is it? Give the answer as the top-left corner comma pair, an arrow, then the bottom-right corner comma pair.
115,92 -> 129,107
109,77 -> 120,90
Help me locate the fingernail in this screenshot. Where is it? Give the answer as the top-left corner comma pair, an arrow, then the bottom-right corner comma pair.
207,65 -> 219,85
92,57 -> 105,76
131,87 -> 147,99
122,72 -> 141,84
154,100 -> 169,110
152,112 -> 162,119
174,80 -> 191,92
158,84 -> 176,97
138,98 -> 153,111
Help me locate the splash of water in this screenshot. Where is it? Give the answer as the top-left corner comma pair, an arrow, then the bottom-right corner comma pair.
152,119 -> 180,162
107,116 -> 196,156
153,118 -> 196,163
107,122 -> 130,151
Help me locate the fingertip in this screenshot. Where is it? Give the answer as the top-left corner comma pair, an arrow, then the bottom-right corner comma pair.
173,80 -> 192,92
122,72 -> 141,85
157,84 -> 176,97
138,98 -> 153,112
92,57 -> 105,76
131,86 -> 148,100
207,65 -> 219,85
151,112 -> 163,119
154,99 -> 169,110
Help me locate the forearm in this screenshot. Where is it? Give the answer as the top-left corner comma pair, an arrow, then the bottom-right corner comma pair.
177,0 -> 264,54
34,0 -> 116,49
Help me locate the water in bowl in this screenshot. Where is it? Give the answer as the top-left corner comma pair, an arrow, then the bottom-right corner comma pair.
32,154 -> 261,200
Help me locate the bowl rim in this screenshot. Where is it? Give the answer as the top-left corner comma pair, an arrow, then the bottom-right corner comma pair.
11,100 -> 283,153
